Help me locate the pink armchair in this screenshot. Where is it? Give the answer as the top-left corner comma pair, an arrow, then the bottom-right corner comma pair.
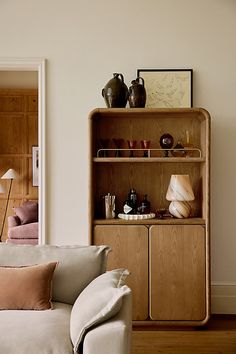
7,201 -> 38,245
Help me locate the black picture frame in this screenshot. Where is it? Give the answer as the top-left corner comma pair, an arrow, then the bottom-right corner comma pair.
137,69 -> 193,108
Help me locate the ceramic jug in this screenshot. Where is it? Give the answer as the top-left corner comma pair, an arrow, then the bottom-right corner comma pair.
102,73 -> 128,108
128,77 -> 146,108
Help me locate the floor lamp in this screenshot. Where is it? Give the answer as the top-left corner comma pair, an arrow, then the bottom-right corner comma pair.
0,169 -> 19,242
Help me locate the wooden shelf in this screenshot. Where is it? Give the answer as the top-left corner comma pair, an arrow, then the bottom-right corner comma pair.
93,157 -> 205,163
94,218 -> 205,225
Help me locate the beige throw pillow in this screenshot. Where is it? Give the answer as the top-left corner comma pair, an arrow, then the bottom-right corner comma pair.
0,262 -> 58,310
70,268 -> 131,353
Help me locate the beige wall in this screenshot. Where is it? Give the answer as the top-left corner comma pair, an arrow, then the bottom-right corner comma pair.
0,71 -> 38,88
0,0 -> 236,311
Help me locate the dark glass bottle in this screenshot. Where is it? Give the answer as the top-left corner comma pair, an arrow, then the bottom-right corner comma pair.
138,194 -> 150,214
123,188 -> 138,214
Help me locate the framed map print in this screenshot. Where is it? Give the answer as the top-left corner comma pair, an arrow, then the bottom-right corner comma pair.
137,69 -> 193,108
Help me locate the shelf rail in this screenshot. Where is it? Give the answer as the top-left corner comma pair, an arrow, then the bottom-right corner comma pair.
96,148 -> 202,158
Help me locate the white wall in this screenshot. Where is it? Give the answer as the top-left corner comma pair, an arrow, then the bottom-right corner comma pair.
0,0 -> 236,312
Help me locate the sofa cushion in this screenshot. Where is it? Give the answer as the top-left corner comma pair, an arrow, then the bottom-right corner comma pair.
0,244 -> 110,305
14,201 -> 38,224
70,268 -> 131,353
0,262 -> 57,310
0,302 -> 73,354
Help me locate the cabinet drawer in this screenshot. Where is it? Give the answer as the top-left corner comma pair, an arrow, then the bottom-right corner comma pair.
149,225 -> 206,321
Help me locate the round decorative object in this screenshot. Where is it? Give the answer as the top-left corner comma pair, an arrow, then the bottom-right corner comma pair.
159,133 -> 174,157
102,73 -> 128,108
118,213 -> 156,220
168,201 -> 191,218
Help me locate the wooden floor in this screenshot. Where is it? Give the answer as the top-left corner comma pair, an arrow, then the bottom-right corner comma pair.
132,315 -> 236,354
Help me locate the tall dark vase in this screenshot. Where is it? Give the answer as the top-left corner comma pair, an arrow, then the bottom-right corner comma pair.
102,73 -> 128,108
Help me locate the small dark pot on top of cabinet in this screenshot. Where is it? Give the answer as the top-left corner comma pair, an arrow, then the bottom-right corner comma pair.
102,73 -> 128,108
128,77 -> 146,108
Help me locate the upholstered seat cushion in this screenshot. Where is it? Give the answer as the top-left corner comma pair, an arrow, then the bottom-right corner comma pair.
0,302 -> 73,354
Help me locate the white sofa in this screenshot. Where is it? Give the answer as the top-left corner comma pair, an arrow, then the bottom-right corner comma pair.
0,244 -> 132,354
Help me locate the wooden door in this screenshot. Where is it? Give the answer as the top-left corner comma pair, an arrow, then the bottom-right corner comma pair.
94,225 -> 149,320
149,225 -> 206,321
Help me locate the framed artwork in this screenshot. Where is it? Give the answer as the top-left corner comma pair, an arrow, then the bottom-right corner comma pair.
32,146 -> 39,187
137,69 -> 193,108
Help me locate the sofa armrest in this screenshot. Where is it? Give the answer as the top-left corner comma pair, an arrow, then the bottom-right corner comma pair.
8,215 -> 21,228
70,269 -> 132,354
82,292 -> 132,354
8,222 -> 38,239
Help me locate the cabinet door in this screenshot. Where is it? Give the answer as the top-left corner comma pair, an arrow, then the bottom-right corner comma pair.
150,225 -> 206,321
94,225 -> 149,320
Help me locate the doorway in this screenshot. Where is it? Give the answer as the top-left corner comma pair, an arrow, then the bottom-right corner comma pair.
0,58 -> 45,244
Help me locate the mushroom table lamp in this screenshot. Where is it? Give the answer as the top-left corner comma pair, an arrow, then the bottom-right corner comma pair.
166,174 -> 195,218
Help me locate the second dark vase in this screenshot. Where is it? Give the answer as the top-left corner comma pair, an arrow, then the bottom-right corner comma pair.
128,77 -> 146,108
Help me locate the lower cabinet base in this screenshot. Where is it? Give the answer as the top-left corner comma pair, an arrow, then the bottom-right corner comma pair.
132,316 -> 210,329
93,223 -> 210,325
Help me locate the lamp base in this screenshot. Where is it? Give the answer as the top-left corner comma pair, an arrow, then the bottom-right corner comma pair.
169,201 -> 191,218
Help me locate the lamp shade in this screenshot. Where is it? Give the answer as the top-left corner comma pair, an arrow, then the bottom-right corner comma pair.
166,174 -> 195,201
1,168 -> 19,180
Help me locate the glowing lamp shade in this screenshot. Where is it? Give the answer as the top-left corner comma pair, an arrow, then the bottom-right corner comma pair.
166,174 -> 195,218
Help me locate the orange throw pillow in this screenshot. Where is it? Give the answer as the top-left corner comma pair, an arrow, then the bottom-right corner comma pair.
0,262 -> 58,310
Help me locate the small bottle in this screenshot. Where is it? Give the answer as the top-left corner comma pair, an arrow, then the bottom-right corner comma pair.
123,188 -> 138,214
129,189 -> 137,210
138,194 -> 150,214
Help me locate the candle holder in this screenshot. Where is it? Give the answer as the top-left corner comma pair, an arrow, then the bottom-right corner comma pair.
140,140 -> 151,157
112,138 -> 124,157
99,139 -> 110,157
127,140 -> 137,157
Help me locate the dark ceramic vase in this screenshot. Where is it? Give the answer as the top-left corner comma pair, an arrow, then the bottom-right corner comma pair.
102,73 -> 128,108
128,77 -> 146,108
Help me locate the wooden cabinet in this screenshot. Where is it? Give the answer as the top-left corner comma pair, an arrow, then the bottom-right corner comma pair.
89,108 -> 210,326
149,225 -> 206,321
94,225 -> 149,320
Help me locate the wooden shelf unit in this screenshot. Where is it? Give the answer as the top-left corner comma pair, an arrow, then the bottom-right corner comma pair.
89,108 -> 210,327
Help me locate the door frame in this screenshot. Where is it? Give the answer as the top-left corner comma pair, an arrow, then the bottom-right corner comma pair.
0,57 -> 46,244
